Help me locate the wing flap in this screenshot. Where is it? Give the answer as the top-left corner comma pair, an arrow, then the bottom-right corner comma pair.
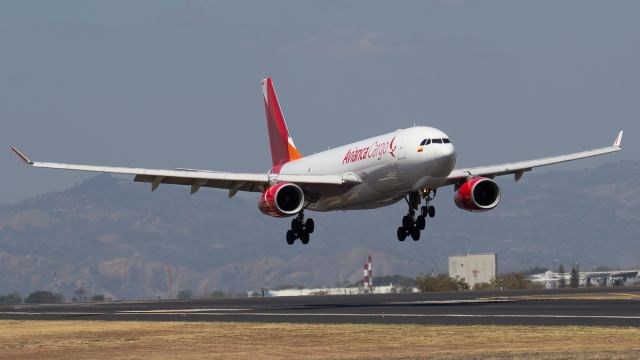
11,148 -> 359,196
133,175 -> 267,194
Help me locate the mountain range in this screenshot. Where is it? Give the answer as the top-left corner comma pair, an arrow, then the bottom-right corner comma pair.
1,160 -> 639,299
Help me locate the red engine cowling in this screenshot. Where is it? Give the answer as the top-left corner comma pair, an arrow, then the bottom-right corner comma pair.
258,182 -> 305,217
454,177 -> 501,212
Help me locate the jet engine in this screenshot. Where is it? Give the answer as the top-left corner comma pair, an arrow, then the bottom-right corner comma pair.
258,182 -> 305,217
454,177 -> 501,212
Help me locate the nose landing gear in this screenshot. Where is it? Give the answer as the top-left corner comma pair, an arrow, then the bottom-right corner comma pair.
397,190 -> 436,242
286,212 -> 314,245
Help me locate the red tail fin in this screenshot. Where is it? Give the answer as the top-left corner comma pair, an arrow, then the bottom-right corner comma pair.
261,78 -> 302,168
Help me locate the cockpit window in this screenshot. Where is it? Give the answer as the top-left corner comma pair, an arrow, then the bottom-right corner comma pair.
432,138 -> 443,144
419,139 -> 431,146
420,139 -> 426,146
443,138 -> 450,143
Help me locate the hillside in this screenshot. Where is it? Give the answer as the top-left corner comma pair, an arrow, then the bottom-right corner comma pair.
1,160 -> 639,299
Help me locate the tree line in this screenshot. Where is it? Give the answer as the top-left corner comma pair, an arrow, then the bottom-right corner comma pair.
0,290 -> 107,305
0,288 -> 245,305
415,272 -> 544,292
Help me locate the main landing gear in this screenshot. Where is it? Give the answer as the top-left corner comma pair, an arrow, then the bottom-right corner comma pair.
286,212 -> 314,245
397,190 -> 436,242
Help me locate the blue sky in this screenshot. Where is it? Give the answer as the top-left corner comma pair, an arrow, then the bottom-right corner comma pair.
1,1 -> 638,202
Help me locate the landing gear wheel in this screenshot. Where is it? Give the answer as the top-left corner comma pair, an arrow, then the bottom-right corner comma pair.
398,191 -> 435,242
291,218 -> 302,233
300,232 -> 310,245
286,230 -> 296,245
305,218 -> 315,234
402,215 -> 414,229
287,211 -> 314,245
420,206 -> 428,217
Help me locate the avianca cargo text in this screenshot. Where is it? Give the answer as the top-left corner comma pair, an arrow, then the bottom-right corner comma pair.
342,137 -> 396,164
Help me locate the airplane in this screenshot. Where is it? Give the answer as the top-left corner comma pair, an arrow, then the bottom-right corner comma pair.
11,78 -> 624,245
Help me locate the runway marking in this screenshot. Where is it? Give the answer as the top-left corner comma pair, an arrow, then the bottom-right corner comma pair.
118,308 -> 250,314
0,312 -> 104,316
500,305 -> 593,308
387,298 -> 515,305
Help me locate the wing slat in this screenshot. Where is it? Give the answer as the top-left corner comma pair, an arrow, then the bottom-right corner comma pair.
446,139 -> 622,186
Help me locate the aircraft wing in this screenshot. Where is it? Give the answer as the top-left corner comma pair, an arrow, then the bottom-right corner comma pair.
445,130 -> 623,186
10,148 -> 359,197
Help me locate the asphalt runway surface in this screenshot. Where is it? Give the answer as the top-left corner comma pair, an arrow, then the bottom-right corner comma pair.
1,287 -> 639,326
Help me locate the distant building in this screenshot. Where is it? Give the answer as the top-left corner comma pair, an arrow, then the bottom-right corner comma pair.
248,285 -> 419,297
448,253 -> 497,287
530,270 -> 640,288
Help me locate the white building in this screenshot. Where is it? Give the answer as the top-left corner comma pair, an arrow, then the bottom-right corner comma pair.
249,284 -> 419,297
530,270 -> 640,288
448,253 -> 497,287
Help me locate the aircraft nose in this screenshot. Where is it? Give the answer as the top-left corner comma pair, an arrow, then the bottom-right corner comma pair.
436,144 -> 457,169
442,144 -> 455,157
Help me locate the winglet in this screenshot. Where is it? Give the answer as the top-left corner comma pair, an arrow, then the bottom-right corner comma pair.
10,147 -> 33,165
613,130 -> 624,148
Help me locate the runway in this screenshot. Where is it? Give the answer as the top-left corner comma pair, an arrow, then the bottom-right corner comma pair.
1,287 -> 639,326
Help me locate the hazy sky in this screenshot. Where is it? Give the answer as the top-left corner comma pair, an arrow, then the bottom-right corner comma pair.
2,1 -> 638,203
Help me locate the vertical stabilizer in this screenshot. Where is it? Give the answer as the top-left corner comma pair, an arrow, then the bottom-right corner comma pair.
261,78 -> 302,168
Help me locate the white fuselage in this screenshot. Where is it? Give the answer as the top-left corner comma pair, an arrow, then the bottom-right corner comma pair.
278,126 -> 456,211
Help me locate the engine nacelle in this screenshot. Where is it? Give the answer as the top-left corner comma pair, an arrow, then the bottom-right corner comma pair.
454,177 -> 501,212
258,182 -> 305,217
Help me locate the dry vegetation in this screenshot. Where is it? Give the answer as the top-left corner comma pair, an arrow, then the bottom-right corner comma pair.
1,321 -> 639,359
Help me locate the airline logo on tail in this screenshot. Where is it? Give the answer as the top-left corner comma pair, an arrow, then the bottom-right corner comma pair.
262,78 -> 302,171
